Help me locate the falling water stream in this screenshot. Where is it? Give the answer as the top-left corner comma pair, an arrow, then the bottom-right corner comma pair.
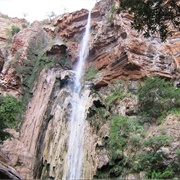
66,11 -> 91,179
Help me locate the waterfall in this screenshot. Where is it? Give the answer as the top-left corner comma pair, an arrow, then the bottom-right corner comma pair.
66,11 -> 91,179
74,11 -> 91,93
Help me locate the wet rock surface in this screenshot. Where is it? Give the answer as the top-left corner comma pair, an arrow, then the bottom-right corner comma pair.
0,0 -> 179,179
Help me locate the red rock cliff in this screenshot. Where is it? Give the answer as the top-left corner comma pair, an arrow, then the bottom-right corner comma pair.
0,0 -> 179,179
44,0 -> 179,88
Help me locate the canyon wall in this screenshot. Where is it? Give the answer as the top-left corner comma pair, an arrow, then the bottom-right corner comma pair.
0,0 -> 179,179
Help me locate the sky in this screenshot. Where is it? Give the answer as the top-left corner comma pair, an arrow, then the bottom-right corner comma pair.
0,0 -> 97,22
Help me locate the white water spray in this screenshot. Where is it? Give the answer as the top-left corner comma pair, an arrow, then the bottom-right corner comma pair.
66,11 -> 91,179
74,11 -> 91,93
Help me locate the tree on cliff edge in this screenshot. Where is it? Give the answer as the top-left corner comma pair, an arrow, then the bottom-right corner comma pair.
119,0 -> 180,41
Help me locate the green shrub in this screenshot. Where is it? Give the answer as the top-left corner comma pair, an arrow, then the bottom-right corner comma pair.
176,149 -> 180,159
39,55 -> 72,69
109,165 -> 123,177
135,135 -> 173,179
147,167 -> 174,179
11,25 -> 20,36
18,51 -> 71,108
129,134 -> 142,148
110,5 -> 120,14
105,80 -> 130,106
22,23 -> 29,28
109,80 -> 127,94
6,25 -> 20,44
134,134 -> 180,178
107,115 -> 145,178
109,116 -> 144,160
109,116 -> 130,159
169,108 -> 180,121
143,135 -> 170,151
0,95 -> 23,143
137,76 -> 180,121
105,93 -> 128,106
84,66 -> 98,81
87,103 -> 107,133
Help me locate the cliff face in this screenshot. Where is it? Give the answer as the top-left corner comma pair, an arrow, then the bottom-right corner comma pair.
44,0 -> 179,87
90,1 -> 179,88
0,0 -> 180,179
0,0 -> 179,96
0,13 -> 27,96
0,9 -> 105,178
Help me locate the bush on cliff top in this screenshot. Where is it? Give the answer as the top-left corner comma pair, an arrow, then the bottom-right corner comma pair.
11,25 -> 20,36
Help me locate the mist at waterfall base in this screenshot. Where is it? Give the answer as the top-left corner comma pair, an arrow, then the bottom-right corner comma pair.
65,11 -> 91,179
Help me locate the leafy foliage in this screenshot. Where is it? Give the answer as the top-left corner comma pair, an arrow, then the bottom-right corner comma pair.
109,116 -> 144,160
119,0 -> 180,41
95,76 -> 180,178
135,135 -> 174,179
108,115 -> 179,178
0,96 -> 22,143
17,51 -> 71,107
6,25 -> 21,44
143,135 -> 170,151
105,80 -> 129,106
148,168 -> 174,179
22,23 -> 29,28
137,76 -> 180,121
87,101 -> 107,133
84,66 -> 98,81
176,149 -> 180,159
109,116 -> 130,160
11,25 -> 20,36
108,115 -> 144,178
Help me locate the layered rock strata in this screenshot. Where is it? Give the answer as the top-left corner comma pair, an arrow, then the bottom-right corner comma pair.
0,0 -> 179,179
44,0 -> 179,88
